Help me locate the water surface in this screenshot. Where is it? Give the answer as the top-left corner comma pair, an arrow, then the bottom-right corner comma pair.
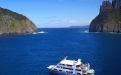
0,28 -> 121,75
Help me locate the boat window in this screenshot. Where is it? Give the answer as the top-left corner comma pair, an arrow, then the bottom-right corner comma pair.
63,67 -> 73,70
57,66 -> 60,68
54,69 -> 57,70
77,73 -> 81,74
59,63 -> 64,65
59,70 -> 62,71
66,71 -> 73,73
76,69 -> 81,71
69,71 -> 72,73
76,65 -> 81,67
66,64 -> 72,67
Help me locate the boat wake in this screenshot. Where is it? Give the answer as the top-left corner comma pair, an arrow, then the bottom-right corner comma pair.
32,31 -> 47,35
38,31 -> 47,34
32,32 -> 37,34
79,30 -> 89,33
84,30 -> 89,33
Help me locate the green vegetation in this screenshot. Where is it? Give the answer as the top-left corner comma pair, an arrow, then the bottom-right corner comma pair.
0,7 -> 28,20
0,7 -> 28,31
9,23 -> 15,30
9,20 -> 27,30
0,7 -> 37,34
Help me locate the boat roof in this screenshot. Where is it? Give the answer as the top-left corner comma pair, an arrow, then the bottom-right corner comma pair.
60,59 -> 82,65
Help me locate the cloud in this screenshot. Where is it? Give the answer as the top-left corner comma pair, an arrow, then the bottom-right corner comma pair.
39,20 -> 91,28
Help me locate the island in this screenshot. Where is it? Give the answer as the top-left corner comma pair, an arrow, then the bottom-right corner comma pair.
69,25 -> 89,28
0,7 -> 37,35
89,0 -> 121,33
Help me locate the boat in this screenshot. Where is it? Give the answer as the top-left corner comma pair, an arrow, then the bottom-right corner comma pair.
47,57 -> 94,75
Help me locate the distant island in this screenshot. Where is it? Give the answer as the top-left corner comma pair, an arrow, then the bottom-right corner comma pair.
69,25 -> 89,28
0,7 -> 37,35
89,0 -> 121,33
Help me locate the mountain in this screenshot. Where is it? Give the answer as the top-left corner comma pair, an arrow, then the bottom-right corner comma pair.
69,25 -> 89,28
0,7 -> 37,35
89,0 -> 121,33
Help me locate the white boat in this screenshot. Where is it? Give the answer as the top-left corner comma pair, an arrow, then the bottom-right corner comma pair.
47,57 -> 94,75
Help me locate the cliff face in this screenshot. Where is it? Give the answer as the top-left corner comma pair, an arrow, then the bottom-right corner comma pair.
89,0 -> 121,33
112,0 -> 121,8
0,7 -> 37,34
100,1 -> 112,13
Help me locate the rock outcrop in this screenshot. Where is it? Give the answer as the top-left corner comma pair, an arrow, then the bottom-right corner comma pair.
112,0 -> 121,8
89,0 -> 121,33
0,7 -> 37,35
100,0 -> 112,13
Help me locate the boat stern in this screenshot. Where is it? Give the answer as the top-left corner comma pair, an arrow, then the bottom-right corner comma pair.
88,69 -> 95,75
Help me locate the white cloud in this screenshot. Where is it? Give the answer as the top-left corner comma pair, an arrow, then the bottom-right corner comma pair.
39,20 -> 91,28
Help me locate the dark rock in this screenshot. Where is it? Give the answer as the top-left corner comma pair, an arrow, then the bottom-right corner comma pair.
112,0 -> 121,9
100,0 -> 112,13
89,0 -> 121,33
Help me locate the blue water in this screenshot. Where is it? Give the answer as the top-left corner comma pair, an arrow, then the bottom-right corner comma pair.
0,28 -> 121,75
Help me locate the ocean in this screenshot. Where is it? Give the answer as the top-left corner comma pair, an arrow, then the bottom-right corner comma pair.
0,28 -> 121,75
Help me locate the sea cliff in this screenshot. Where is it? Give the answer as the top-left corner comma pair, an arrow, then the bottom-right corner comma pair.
89,0 -> 121,33
0,7 -> 37,35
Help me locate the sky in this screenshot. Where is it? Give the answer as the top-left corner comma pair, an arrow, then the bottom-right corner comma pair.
0,0 -> 109,28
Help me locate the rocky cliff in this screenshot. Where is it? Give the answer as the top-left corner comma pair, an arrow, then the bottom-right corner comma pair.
89,0 -> 121,33
0,7 -> 37,35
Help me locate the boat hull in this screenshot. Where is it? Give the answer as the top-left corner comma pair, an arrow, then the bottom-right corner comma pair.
49,70 -> 75,75
49,70 -> 94,75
